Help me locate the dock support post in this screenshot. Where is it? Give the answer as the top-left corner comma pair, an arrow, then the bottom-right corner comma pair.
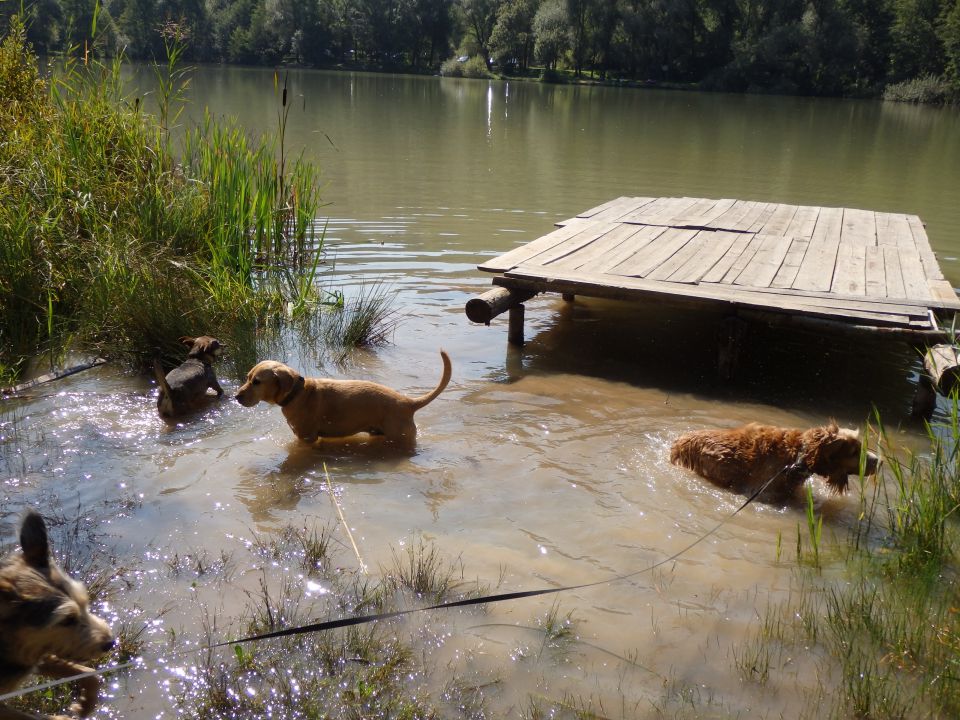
717,316 -> 748,380
911,375 -> 937,421
508,304 -> 525,346
562,293 -> 575,303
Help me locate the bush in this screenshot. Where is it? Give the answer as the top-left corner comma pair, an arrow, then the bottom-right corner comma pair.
461,55 -> 490,79
439,56 -> 462,77
539,67 -> 563,83
883,74 -> 955,103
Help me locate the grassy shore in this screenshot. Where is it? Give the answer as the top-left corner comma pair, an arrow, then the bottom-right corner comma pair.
735,405 -> 960,719
0,18 -> 391,385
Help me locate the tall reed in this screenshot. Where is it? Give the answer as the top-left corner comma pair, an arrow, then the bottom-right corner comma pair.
0,16 -> 389,380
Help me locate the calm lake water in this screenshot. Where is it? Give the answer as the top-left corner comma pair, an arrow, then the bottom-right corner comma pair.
5,67 -> 960,717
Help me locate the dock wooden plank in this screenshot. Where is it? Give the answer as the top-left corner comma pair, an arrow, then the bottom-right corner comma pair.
705,200 -> 757,231
478,219 -> 592,273
698,282 -> 932,314
876,213 -> 913,249
593,225 -> 670,273
841,208 -> 877,247
865,246 -> 886,298
899,247 -> 933,299
669,231 -> 741,283
931,280 -> 960,303
612,227 -> 700,277
580,196 -> 658,224
770,237 -> 810,288
619,196 -> 686,225
533,222 -> 626,267
734,234 -> 795,287
738,202 -> 777,233
672,198 -> 737,227
721,232 -> 766,283
575,196 -> 634,219
647,230 -> 711,281
549,223 -> 655,272
626,197 -> 701,227
784,205 -> 820,238
792,206 -> 844,291
501,267 -> 922,328
883,247 -> 906,299
906,214 -> 945,282
668,197 -> 725,226
700,232 -> 755,283
831,243 -> 867,296
756,203 -> 799,236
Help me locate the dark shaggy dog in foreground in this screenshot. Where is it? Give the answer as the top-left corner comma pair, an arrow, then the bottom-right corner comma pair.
0,510 -> 114,720
670,422 -> 879,498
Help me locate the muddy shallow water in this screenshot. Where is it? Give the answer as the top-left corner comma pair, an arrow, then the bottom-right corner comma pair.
4,68 -> 960,717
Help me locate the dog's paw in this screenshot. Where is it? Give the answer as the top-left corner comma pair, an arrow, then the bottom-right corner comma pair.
72,675 -> 100,717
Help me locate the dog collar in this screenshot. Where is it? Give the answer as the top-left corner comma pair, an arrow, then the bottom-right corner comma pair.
279,375 -> 305,407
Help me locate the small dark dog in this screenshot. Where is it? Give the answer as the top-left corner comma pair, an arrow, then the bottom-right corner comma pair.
154,335 -> 224,419
670,421 -> 879,498
0,510 -> 114,720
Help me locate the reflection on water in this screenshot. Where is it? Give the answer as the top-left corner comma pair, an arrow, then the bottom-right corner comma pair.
5,68 -> 960,716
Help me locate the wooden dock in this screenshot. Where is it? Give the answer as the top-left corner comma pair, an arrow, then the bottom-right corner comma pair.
468,196 -> 960,337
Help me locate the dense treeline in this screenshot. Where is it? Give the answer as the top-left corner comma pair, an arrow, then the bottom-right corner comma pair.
5,0 -> 960,98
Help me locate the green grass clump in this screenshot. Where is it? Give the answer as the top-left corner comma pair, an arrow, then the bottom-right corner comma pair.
0,18 -> 389,382
172,529 -> 485,720
883,74 -> 956,104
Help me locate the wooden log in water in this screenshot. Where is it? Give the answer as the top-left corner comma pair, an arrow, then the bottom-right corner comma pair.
466,286 -> 537,325
923,344 -> 960,395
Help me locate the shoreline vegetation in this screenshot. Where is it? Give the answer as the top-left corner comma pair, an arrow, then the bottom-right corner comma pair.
4,0 -> 960,104
0,17 -> 394,386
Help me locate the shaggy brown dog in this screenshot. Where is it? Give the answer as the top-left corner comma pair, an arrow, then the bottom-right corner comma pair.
154,336 -> 225,419
235,351 -> 452,445
0,510 -> 114,720
670,422 -> 879,497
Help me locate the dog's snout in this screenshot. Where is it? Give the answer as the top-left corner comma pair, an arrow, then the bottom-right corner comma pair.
101,637 -> 116,652
864,450 -> 880,475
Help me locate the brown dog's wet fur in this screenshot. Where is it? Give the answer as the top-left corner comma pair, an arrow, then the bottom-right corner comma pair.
670,421 -> 879,499
154,336 -> 225,419
235,350 -> 452,445
0,511 -> 114,720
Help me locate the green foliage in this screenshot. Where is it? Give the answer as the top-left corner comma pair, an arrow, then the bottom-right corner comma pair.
883,73 -> 954,101
0,19 -> 390,379
940,0 -> 960,86
488,0 -> 536,72
533,0 -> 569,70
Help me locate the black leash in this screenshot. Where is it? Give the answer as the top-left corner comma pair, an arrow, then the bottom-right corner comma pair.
209,460 -> 796,649
0,462 -> 796,703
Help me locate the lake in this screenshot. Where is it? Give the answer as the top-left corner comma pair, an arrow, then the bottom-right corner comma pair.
5,66 -> 960,717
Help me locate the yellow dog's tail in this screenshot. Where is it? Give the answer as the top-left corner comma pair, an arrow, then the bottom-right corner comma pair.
408,350 -> 452,410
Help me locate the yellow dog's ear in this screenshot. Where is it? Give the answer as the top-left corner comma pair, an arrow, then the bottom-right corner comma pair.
179,336 -> 196,347
271,366 -> 298,404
